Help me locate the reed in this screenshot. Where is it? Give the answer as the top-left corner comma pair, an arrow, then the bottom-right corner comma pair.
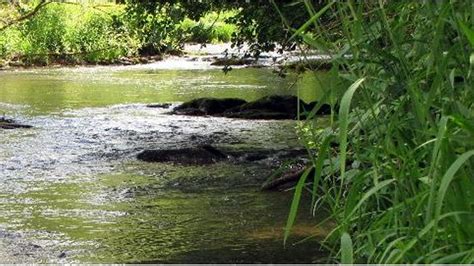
283,0 -> 474,263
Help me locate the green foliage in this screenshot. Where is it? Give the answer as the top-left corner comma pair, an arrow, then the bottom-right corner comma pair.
64,5 -> 139,63
0,27 -> 22,59
123,1 -> 187,54
0,3 -> 140,64
180,11 -> 237,43
124,0 -> 326,56
0,0 -> 325,64
286,0 -> 474,263
19,3 -> 67,64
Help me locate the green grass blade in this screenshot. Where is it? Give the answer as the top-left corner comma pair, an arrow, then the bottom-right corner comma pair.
283,166 -> 313,246
433,250 -> 472,263
345,178 -> 395,222
391,211 -> 470,263
458,20 -> 474,47
341,232 -> 353,264
426,116 -> 449,223
311,134 -> 332,210
435,150 -> 474,219
288,1 -> 336,41
339,77 -> 365,180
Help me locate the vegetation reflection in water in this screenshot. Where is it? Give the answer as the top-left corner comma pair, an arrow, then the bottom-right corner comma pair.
1,162 -> 328,263
0,67 -> 331,115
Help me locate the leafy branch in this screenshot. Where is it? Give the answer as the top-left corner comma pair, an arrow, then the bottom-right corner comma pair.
0,0 -> 51,32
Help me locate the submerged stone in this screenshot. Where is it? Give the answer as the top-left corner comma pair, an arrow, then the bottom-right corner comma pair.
210,57 -> 255,66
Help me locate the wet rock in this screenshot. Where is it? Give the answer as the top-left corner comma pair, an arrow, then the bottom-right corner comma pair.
232,95 -> 331,117
211,57 -> 255,66
137,145 -> 228,165
171,95 -> 331,120
0,117 -> 32,129
146,103 -> 172,109
225,95 -> 301,119
172,98 -> 247,115
224,110 -> 293,120
138,57 -> 150,64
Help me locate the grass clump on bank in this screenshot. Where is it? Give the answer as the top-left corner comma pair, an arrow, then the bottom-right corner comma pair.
285,1 -> 474,263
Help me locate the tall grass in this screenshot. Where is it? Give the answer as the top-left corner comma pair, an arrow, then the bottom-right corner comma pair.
283,0 -> 474,263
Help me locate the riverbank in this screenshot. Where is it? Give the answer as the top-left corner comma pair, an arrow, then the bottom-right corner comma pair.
0,43 -> 333,71
0,54 -> 165,71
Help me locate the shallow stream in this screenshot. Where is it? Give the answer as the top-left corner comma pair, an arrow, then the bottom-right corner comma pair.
0,61 -> 330,263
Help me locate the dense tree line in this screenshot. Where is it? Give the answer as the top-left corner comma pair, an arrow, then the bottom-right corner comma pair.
123,0 -> 327,56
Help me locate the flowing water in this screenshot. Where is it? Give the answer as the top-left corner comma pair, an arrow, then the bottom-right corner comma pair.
0,61 -> 331,263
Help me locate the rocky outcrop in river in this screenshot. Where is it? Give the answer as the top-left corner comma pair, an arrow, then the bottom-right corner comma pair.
137,145 -> 307,165
137,145 -> 228,165
166,95 -> 332,120
0,117 -> 32,129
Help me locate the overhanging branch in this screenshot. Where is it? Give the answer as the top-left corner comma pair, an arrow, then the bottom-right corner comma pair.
0,0 -> 51,32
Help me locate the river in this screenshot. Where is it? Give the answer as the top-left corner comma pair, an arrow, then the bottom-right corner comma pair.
0,59 -> 330,263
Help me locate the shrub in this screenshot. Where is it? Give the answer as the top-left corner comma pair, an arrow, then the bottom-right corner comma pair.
19,3 -> 67,64
65,6 -> 139,63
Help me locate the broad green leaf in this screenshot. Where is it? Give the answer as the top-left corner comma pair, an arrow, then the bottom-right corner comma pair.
458,20 -> 474,47
435,150 -> 474,220
341,232 -> 353,264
